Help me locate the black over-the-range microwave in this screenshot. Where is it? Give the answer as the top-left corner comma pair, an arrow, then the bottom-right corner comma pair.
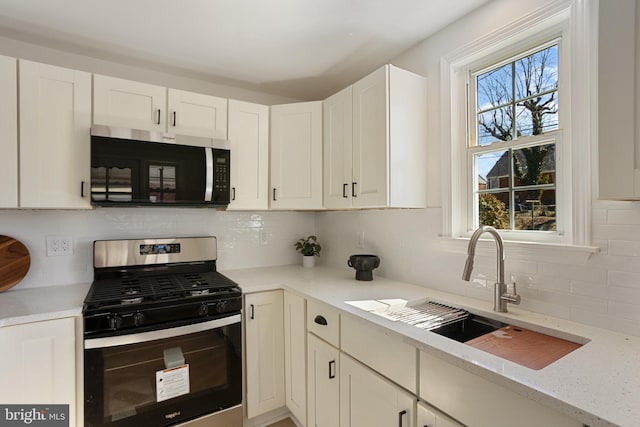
90,125 -> 231,207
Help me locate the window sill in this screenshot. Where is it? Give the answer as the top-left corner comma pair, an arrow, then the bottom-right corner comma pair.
439,236 -> 599,265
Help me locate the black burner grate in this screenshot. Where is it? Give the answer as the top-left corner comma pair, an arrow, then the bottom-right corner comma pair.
85,271 -> 239,308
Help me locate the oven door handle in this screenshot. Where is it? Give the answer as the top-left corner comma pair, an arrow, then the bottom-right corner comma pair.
84,314 -> 241,349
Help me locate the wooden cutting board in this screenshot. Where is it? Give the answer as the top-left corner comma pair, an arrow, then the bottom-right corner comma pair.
0,235 -> 30,292
465,325 -> 582,370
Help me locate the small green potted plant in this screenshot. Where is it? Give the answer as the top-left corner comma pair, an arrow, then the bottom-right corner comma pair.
294,235 -> 321,267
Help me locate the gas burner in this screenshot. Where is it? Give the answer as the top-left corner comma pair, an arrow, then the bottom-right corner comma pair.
190,289 -> 210,296
122,297 -> 144,304
123,288 -> 140,296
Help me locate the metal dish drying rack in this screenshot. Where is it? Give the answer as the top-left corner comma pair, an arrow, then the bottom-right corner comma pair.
379,300 -> 468,330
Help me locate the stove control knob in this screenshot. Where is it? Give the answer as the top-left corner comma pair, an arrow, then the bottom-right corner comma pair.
133,312 -> 145,327
215,301 -> 228,313
108,315 -> 122,330
198,303 -> 209,316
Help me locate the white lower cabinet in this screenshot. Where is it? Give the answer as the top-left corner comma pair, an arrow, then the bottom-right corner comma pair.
307,333 -> 339,427
284,292 -> 306,425
419,350 -> 581,427
340,353 -> 415,427
0,317 -> 76,426
417,401 -> 463,427
244,290 -> 285,418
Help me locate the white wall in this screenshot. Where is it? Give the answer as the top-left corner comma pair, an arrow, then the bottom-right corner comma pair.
1,209 -> 314,289
316,0 -> 640,338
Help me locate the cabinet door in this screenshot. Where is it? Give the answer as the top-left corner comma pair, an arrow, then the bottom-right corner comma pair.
227,99 -> 269,210
19,60 -> 91,209
284,292 -> 306,425
599,0 -> 640,199
245,290 -> 285,418
270,101 -> 323,209
323,86 -> 353,209
0,55 -> 17,208
340,353 -> 415,427
352,65 -> 389,207
417,401 -> 463,427
93,74 -> 166,131
307,334 -> 339,427
0,318 -> 76,426
168,88 -> 227,139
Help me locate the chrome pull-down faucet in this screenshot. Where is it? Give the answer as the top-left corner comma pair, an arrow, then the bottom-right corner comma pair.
462,225 -> 521,313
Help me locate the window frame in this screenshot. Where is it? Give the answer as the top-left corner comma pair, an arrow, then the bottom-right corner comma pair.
466,40 -> 562,238
440,0 -> 596,251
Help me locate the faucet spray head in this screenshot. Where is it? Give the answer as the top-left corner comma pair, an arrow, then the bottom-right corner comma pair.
462,256 -> 474,281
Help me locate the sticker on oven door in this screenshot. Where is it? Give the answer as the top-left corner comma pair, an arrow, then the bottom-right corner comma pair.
156,364 -> 190,402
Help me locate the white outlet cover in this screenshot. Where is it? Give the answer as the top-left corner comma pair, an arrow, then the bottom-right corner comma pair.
46,236 -> 73,256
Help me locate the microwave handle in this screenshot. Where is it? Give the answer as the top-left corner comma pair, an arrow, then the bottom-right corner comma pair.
204,147 -> 213,202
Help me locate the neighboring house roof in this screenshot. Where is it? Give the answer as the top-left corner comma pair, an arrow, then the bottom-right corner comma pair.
486,145 -> 555,179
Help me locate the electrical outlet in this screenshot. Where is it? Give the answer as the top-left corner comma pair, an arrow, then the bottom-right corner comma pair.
259,229 -> 268,246
46,236 -> 73,256
357,231 -> 365,248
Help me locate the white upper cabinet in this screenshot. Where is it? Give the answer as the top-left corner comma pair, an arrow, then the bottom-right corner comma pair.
323,86 -> 353,209
93,75 -> 228,139
354,64 -> 427,208
324,64 -> 427,209
167,88 -> 227,139
0,55 -> 17,208
227,99 -> 269,210
270,101 -> 323,210
93,74 -> 167,132
599,0 -> 640,199
19,60 -> 92,209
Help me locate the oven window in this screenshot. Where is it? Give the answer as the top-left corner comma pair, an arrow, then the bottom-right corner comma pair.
85,325 -> 241,426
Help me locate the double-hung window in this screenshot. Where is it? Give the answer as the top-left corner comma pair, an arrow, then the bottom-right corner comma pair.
467,41 -> 561,237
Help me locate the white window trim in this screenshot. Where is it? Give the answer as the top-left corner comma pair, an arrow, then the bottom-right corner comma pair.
439,0 -> 599,260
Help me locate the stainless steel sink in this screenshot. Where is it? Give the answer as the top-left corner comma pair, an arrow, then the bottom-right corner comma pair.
430,313 -> 507,343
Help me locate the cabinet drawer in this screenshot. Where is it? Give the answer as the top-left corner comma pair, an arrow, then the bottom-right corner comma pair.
341,314 -> 417,393
307,299 -> 340,347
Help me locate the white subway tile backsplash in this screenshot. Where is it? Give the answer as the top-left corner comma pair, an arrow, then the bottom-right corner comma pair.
608,270 -> 640,288
316,205 -> 640,337
607,209 -> 640,225
608,240 -> 640,257
0,208 -> 314,289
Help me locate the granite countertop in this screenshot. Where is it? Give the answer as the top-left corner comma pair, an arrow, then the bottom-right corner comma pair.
0,282 -> 90,327
1,266 -> 637,426
222,265 -> 638,427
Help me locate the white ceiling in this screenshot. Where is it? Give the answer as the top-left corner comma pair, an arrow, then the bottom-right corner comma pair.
0,0 -> 489,100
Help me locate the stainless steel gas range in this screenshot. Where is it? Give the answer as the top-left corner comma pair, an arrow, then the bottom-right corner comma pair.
82,237 -> 242,427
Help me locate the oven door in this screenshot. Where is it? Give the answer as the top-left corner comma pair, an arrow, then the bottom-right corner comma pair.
84,315 -> 241,427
